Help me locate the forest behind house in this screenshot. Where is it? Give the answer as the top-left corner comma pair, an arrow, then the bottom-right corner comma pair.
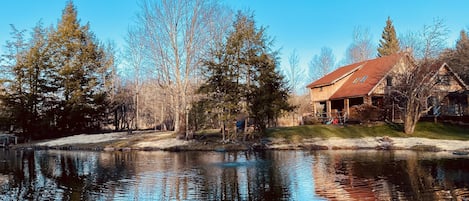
1,1 -> 468,141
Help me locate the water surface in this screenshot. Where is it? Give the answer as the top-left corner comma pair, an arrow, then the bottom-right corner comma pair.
0,150 -> 468,200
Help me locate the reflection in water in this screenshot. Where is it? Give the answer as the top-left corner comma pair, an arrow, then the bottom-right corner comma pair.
313,151 -> 469,201
0,150 -> 468,200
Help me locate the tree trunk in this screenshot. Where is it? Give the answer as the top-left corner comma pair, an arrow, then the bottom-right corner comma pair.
404,101 -> 420,134
404,115 -> 416,134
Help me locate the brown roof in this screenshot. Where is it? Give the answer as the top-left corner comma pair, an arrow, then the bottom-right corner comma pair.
306,61 -> 364,88
329,53 -> 406,99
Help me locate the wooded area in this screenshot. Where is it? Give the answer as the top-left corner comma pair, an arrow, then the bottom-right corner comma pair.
1,1 -> 468,140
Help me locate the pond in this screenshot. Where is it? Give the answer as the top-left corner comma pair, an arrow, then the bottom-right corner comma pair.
0,149 -> 468,201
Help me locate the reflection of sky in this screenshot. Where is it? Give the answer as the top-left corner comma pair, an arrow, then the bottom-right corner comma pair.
3,150 -> 469,200
279,152 -> 327,201
102,151 -> 329,200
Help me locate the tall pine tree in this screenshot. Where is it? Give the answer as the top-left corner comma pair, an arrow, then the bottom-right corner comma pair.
0,23 -> 50,139
443,30 -> 469,84
1,1 -> 112,138
201,12 -> 292,137
47,1 -> 109,133
378,17 -> 400,57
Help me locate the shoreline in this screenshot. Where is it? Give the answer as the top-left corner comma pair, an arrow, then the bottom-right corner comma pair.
10,131 -> 469,153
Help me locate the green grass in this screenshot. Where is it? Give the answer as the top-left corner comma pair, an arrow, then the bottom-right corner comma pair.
266,122 -> 469,141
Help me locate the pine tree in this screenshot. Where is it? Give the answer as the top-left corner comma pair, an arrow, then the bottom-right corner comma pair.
0,2 -> 112,137
454,30 -> 469,83
378,17 -> 400,57
201,12 -> 292,137
1,25 -> 29,135
1,23 -> 51,138
444,30 -> 469,84
249,53 -> 292,132
48,2 -> 109,132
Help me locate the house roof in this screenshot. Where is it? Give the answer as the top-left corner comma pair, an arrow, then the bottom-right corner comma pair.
329,53 -> 406,99
306,61 -> 364,88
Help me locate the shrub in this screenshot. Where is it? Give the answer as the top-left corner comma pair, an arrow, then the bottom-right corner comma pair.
349,104 -> 384,123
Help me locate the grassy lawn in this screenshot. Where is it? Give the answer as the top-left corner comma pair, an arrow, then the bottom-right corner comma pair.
266,122 -> 469,141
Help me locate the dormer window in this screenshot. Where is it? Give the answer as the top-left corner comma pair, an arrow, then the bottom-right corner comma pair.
353,75 -> 368,84
360,75 -> 368,83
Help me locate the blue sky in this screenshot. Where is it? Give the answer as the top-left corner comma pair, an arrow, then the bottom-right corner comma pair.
1,0 -> 469,75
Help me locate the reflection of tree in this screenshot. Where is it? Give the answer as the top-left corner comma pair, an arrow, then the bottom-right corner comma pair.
1,150 -> 469,200
312,151 -> 469,201
0,150 -> 138,200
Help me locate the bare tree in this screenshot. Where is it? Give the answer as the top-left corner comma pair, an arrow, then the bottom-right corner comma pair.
132,0 -> 229,134
389,19 -> 450,134
282,49 -> 305,94
345,26 -> 375,64
400,18 -> 449,59
308,46 -> 336,81
125,26 -> 146,130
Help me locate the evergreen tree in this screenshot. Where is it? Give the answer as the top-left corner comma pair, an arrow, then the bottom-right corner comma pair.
1,25 -> 29,135
1,23 -> 50,138
1,2 -> 112,138
445,30 -> 469,84
47,1 -> 109,133
201,12 -> 292,137
249,53 -> 292,132
378,17 -> 400,57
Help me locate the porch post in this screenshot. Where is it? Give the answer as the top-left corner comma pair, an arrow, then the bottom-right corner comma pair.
326,100 -> 331,117
344,98 -> 350,116
312,101 -> 317,116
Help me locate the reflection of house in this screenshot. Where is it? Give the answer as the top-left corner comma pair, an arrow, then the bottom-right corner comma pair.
0,134 -> 17,147
306,53 -> 468,121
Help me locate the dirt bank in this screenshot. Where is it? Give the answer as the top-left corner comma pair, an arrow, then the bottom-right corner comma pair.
12,131 -> 469,152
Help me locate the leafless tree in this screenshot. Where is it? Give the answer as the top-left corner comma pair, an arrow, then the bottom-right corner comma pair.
389,18 -> 450,134
125,26 -> 146,130
308,46 -> 335,81
282,49 -> 305,94
345,26 -> 375,64
131,0 -> 229,134
400,18 -> 449,59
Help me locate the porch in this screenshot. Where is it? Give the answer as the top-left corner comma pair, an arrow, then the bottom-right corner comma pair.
312,96 -> 385,123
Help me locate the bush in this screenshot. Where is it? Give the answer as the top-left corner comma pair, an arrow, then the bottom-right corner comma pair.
302,114 -> 322,125
349,104 -> 384,123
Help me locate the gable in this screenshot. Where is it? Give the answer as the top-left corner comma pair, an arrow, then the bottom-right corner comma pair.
432,63 -> 468,92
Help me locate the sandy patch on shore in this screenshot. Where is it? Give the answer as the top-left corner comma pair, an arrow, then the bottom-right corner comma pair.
34,131 -> 188,150
36,132 -> 129,146
32,132 -> 469,152
268,137 -> 469,151
134,138 -> 189,149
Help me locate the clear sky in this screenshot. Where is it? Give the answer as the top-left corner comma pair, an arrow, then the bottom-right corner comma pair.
1,0 -> 469,75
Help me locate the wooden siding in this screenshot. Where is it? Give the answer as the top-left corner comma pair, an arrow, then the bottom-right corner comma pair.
371,58 -> 409,95
309,73 -> 353,103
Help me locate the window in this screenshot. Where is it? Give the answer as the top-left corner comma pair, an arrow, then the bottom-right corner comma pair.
386,76 -> 393,86
438,75 -> 450,85
353,75 -> 368,84
360,75 -> 368,83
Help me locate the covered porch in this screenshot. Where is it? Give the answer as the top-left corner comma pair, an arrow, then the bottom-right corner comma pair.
312,96 -> 384,123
